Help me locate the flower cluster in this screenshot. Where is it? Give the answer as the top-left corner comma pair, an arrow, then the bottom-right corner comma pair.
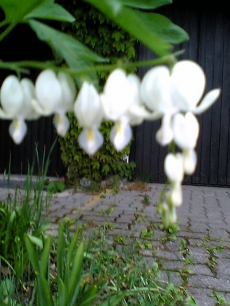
141,60 -> 220,226
0,60 -> 220,225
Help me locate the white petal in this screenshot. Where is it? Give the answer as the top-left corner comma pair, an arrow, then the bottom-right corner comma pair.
101,69 -> 135,120
31,98 -> 51,115
53,113 -> 69,137
156,114 -> 173,146
20,78 -> 39,119
183,149 -> 197,175
57,72 -> 76,111
78,128 -> 103,155
1,75 -> 24,117
74,81 -> 102,127
110,121 -> 132,151
9,119 -> 27,144
168,204 -> 177,223
140,66 -> 173,113
172,112 -> 199,150
164,153 -> 184,183
193,89 -> 221,115
0,109 -> 12,119
128,105 -> 149,125
35,70 -> 62,115
166,182 -> 183,207
127,74 -> 141,106
171,60 -> 206,111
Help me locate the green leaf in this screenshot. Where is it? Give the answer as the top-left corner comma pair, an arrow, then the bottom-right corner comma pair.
40,275 -> 54,306
100,291 -> 129,306
68,241 -> 85,304
29,19 -> 106,83
0,0 -> 51,23
58,278 -> 67,305
78,285 -> 98,306
24,234 -> 40,274
86,0 -> 172,56
25,2 -> 75,22
57,224 -> 65,280
119,0 -> 172,9
40,235 -> 52,277
27,234 -> 43,249
139,12 -> 189,44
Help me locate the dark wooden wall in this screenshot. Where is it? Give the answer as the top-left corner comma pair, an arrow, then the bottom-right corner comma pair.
130,1 -> 230,186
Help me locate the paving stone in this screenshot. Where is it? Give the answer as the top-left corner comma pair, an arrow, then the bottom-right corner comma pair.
154,250 -> 183,261
208,229 -> 230,240
158,270 -> 183,286
185,264 -> 213,276
216,259 -> 230,276
188,247 -> 209,264
160,260 -> 183,271
215,249 -> 230,259
189,222 -> 210,233
186,288 -> 217,306
187,275 -> 230,292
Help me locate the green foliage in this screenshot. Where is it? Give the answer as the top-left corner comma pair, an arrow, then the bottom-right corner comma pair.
86,0 -> 189,57
46,180 -> 66,194
58,2 -> 137,185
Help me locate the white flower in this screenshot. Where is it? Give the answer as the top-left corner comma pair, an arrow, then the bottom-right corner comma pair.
101,69 -> 154,151
101,69 -> 135,121
170,60 -> 221,113
74,81 -> 103,155
140,60 -> 221,146
0,75 -> 39,144
172,112 -> 199,174
164,153 -> 184,206
32,70 -> 76,136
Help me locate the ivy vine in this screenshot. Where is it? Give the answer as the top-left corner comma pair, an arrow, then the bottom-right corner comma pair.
57,1 -> 137,184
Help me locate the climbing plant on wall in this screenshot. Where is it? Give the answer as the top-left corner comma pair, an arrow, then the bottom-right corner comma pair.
57,1 -> 137,184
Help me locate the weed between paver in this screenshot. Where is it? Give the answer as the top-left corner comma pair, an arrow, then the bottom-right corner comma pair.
2,175 -> 230,305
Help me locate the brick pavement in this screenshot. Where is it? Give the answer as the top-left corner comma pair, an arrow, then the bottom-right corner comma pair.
47,183 -> 230,305
0,181 -> 230,305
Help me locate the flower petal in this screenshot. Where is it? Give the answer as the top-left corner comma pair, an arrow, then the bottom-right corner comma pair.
183,148 -> 197,175
9,119 -> 27,144
74,81 -> 103,128
78,128 -> 103,155
140,66 -> 172,113
171,60 -> 206,111
193,89 -> 221,115
101,69 -> 135,121
172,112 -> 199,150
1,75 -> 24,117
156,114 -> 173,146
35,70 -> 62,115
53,113 -> 70,137
110,120 -> 132,151
20,78 -> 40,119
166,182 -> 183,207
164,153 -> 184,183
57,72 -> 76,111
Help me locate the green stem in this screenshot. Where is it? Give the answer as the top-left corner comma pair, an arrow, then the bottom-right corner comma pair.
0,20 -> 9,28
0,50 -> 184,75
0,22 -> 17,41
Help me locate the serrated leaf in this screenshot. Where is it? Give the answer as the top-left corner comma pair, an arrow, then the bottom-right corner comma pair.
29,19 -> 107,83
25,2 -> 75,22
